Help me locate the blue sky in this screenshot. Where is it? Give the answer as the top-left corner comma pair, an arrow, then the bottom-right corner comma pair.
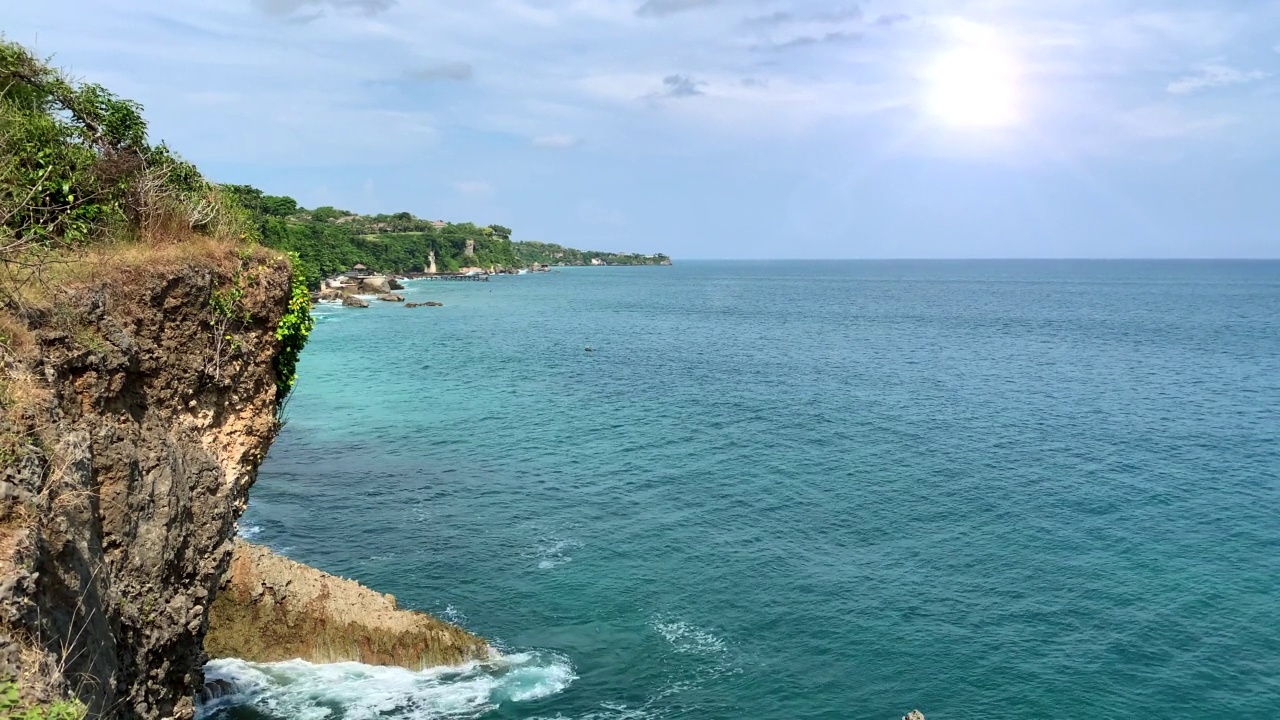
8,0 -> 1280,257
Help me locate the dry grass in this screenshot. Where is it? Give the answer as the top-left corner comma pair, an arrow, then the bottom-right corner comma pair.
0,311 -> 34,357
0,325 -> 52,466
0,363 -> 51,421
2,233 -> 247,307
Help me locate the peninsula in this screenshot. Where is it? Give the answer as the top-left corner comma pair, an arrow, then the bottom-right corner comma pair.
225,186 -> 671,291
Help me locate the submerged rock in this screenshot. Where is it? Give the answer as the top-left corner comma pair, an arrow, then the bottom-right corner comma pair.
342,295 -> 369,308
205,541 -> 491,669
196,679 -> 237,704
405,301 -> 444,308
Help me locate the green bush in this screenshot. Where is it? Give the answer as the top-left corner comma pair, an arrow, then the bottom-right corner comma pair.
0,40 -> 249,264
274,252 -> 314,405
0,682 -> 85,720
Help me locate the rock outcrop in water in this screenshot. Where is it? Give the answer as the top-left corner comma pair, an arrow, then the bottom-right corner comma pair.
205,541 -> 490,668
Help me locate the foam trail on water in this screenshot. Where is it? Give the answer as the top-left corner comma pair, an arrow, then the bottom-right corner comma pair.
533,537 -> 582,570
197,650 -> 575,719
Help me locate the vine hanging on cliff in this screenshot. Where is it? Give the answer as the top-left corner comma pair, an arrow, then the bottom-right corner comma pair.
273,251 -> 313,408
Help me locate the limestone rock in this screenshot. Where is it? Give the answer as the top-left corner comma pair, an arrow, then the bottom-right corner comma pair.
360,276 -> 391,294
206,542 -> 490,669
342,295 -> 369,308
388,278 -> 405,290
903,711 -> 925,720
379,293 -> 405,302
0,247 -> 291,719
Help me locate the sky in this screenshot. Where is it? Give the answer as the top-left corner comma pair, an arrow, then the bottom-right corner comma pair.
7,0 -> 1280,258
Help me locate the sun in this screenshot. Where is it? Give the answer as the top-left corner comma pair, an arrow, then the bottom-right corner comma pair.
925,45 -> 1021,128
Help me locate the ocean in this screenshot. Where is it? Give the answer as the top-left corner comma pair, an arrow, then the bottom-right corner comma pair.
199,261 -> 1280,719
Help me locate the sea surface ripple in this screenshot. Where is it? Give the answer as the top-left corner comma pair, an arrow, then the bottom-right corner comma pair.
206,261 -> 1280,719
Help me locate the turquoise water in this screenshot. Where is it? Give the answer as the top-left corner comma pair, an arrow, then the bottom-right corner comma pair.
203,261 -> 1280,719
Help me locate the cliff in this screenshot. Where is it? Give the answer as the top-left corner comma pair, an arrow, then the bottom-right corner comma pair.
0,243 -> 291,719
205,541 -> 489,669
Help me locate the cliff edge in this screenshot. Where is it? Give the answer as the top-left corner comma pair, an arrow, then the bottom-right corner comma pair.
0,244 -> 291,719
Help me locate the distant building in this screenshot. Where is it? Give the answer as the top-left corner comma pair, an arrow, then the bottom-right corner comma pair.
351,263 -> 371,277
430,220 -> 447,229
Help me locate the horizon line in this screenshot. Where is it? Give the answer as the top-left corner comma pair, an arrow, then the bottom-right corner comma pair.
652,257 -> 1280,262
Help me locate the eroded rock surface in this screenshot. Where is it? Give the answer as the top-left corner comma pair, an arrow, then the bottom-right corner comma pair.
0,247 -> 291,719
205,541 -> 490,669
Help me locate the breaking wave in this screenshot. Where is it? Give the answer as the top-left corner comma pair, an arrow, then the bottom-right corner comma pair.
197,650 -> 575,720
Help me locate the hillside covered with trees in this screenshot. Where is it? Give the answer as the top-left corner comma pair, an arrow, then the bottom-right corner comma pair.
512,241 -> 671,267
223,186 -> 670,288
222,186 -> 516,288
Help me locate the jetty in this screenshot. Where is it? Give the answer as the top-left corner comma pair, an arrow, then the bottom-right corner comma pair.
422,273 -> 489,282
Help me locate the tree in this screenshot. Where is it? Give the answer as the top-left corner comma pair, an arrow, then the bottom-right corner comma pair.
310,206 -> 346,223
260,194 -> 298,217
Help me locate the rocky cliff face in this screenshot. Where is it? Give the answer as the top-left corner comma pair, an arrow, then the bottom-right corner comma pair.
205,541 -> 489,669
0,245 -> 291,719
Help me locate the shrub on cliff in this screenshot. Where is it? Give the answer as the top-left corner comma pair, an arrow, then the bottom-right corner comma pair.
0,682 -> 85,720
0,40 -> 311,414
0,40 -> 251,278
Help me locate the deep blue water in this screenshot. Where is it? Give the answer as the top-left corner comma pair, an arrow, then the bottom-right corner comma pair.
203,261 -> 1280,719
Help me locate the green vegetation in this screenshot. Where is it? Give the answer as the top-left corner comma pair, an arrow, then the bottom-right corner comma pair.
0,683 -> 85,720
221,185 -> 523,288
0,41 -> 310,407
0,42 -> 250,269
274,251 -> 315,404
217,187 -> 674,286
512,241 -> 670,267
2,33 -> 667,317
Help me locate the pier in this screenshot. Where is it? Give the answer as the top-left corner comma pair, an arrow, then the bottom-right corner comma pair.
421,273 -> 489,282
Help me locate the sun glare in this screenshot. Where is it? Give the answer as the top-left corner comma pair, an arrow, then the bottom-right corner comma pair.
925,45 -> 1021,129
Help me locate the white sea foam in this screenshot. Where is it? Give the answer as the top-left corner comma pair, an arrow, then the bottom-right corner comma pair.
236,525 -> 261,541
198,650 -> 575,719
534,537 -> 582,570
651,619 -> 727,657
442,604 -> 470,627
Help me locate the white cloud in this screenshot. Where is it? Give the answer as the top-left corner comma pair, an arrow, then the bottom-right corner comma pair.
1120,104 -> 1238,139
635,0 -> 719,18
408,62 -> 474,81
454,180 -> 493,195
532,134 -> 581,148
1167,64 -> 1269,94
9,0 -> 1278,172
252,0 -> 396,19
